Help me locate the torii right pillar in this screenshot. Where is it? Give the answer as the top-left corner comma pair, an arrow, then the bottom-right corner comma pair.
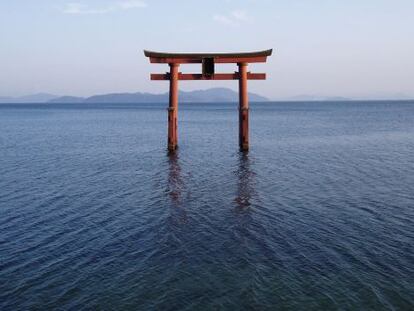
238,62 -> 249,151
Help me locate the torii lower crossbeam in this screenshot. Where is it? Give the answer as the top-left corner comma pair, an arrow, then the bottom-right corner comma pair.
144,49 -> 272,152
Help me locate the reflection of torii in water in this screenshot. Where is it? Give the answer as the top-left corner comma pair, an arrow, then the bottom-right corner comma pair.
167,151 -> 184,203
234,152 -> 256,210
166,151 -> 188,225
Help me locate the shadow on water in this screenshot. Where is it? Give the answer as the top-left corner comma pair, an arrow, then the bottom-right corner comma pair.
234,152 -> 256,212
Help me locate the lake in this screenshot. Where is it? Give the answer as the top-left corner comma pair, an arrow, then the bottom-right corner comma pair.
1,101 -> 414,310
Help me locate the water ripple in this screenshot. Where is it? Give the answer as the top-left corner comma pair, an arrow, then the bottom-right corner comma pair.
1,102 -> 414,310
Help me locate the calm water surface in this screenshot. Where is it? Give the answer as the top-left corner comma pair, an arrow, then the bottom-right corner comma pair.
1,101 -> 414,310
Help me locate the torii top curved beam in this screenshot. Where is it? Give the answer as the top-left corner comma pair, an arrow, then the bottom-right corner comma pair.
144,49 -> 273,64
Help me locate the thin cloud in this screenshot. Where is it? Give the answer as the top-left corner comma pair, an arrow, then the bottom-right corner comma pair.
213,14 -> 237,26
63,3 -> 111,15
63,1 -> 147,15
213,10 -> 249,26
231,10 -> 248,22
118,0 -> 147,9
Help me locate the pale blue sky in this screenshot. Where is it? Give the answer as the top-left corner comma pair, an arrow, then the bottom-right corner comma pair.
1,0 -> 413,99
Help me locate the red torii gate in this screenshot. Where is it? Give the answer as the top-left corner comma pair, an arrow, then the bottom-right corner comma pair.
144,49 -> 272,151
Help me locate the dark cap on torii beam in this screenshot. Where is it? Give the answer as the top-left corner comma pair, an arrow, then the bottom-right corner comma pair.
144,49 -> 273,64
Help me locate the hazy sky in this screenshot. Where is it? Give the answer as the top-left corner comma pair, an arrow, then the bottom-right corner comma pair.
1,0 -> 413,99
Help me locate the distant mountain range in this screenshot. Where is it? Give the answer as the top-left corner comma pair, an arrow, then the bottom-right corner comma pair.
285,95 -> 352,101
2,90 -> 412,104
0,88 -> 268,104
0,93 -> 59,103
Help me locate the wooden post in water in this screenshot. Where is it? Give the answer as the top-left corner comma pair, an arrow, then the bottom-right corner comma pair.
238,62 -> 249,151
168,63 -> 179,151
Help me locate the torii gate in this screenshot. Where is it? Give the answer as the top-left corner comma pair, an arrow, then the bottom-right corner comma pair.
144,49 -> 272,151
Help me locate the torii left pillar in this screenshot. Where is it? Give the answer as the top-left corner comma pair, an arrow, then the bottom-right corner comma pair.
168,63 -> 179,151
238,62 -> 249,151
